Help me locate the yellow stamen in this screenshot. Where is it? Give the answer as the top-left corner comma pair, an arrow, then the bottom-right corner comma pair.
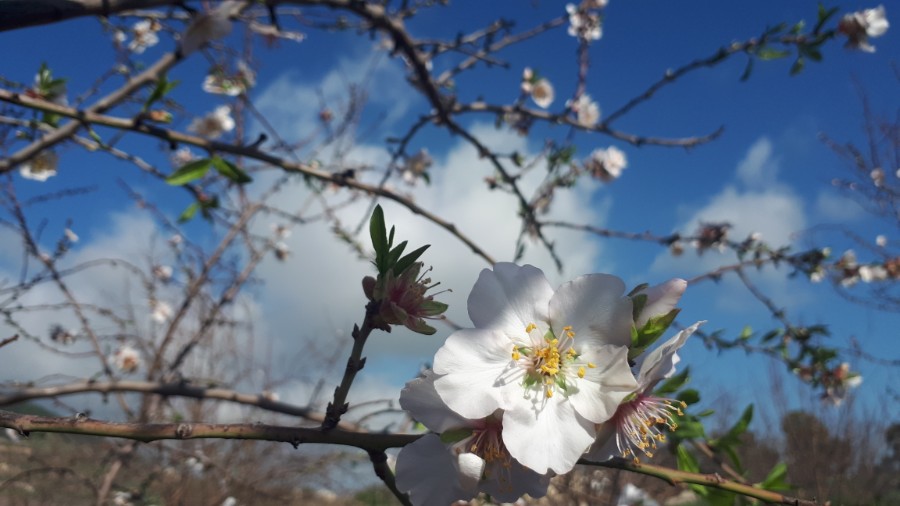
577,366 -> 586,378
525,323 -> 537,333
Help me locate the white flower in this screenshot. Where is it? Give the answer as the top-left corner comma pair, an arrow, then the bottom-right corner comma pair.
188,105 -> 235,139
838,5 -> 889,52
586,321 -> 705,463
274,241 -> 290,261
64,228 -> 79,243
401,148 -> 433,185
530,78 -> 555,109
19,150 -> 58,181
876,235 -> 888,247
4,428 -> 21,443
152,265 -> 173,282
871,168 -> 885,186
221,497 -> 237,506
171,147 -> 196,166
632,279 -> 686,328
202,60 -> 256,96
566,4 -> 603,41
128,19 -> 161,54
809,269 -> 825,283
823,362 -> 863,405
113,346 -> 141,373
169,234 -> 183,246
151,300 -> 173,323
396,371 -> 551,506
433,263 -> 637,474
585,146 -> 626,182
859,264 -> 888,282
180,1 -> 242,55
185,456 -> 205,475
567,93 -> 601,127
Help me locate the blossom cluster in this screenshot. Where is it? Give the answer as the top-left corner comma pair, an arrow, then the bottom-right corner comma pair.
395,263 -> 704,505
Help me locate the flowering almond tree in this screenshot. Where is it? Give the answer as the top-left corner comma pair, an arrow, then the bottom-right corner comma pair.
0,2 -> 895,505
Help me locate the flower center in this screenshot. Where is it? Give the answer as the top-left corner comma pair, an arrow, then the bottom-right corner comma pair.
512,323 -> 596,398
613,394 -> 685,463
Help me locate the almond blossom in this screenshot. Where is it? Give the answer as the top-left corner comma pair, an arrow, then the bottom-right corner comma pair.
18,150 -> 58,181
395,371 -> 551,506
188,105 -> 235,139
180,1 -> 243,55
586,321 -> 705,463
567,93 -> 601,127
566,4 -> 603,41
127,19 -> 161,54
113,346 -> 141,373
432,263 -> 637,474
838,5 -> 889,52
585,146 -> 626,182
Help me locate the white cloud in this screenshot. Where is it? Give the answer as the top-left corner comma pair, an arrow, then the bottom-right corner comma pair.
813,190 -> 866,222
650,136 -> 810,310
735,137 -> 780,189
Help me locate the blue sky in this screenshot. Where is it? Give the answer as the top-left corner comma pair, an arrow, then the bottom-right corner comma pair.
0,1 -> 897,428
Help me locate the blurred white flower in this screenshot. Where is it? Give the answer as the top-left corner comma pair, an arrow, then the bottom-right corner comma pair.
4,428 -> 21,443
128,19 -> 161,54
870,167 -> 885,187
171,147 -> 196,166
274,242 -> 290,261
151,300 -> 173,323
567,93 -> 601,127
271,224 -> 291,239
530,78 -> 555,108
19,150 -> 58,181
221,497 -> 237,506
64,228 -> 79,243
188,105 -> 235,139
113,346 -> 141,373
112,491 -> 134,506
616,483 -> 659,506
153,265 -> 173,282
169,234 -> 183,246
585,146 -> 626,182
859,264 -> 888,282
203,60 -> 256,96
838,5 -> 889,52
185,456 -> 205,475
401,148 -> 433,185
566,4 -> 603,41
180,1 -> 242,55
876,235 -> 888,247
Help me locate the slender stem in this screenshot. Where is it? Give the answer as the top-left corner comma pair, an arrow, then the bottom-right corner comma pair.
322,301 -> 382,430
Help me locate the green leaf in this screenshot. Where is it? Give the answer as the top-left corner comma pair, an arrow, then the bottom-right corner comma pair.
655,367 -> 690,395
386,240 -> 408,269
759,462 -> 790,491
395,244 -> 430,276
211,156 -> 252,184
738,326 -> 753,340
677,389 -> 700,405
178,202 -> 200,223
676,445 -> 699,473
756,47 -> 791,60
199,196 -> 219,221
630,293 -> 648,322
369,205 -> 388,272
144,74 -> 180,111
166,159 -> 212,185
790,57 -> 805,76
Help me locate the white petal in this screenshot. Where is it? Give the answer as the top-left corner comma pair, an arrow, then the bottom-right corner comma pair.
501,397 -> 596,474
456,453 -> 486,491
636,321 -> 705,390
433,328 -> 522,419
584,422 -> 618,462
550,273 -> 632,347
395,435 -> 475,506
400,371 -> 470,433
568,345 -> 637,423
467,263 -> 553,332
635,278 -> 686,327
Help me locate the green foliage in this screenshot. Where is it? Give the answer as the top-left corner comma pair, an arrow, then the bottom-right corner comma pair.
166,158 -> 212,185
143,73 -> 179,111
369,205 -> 429,277
629,308 -> 680,360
